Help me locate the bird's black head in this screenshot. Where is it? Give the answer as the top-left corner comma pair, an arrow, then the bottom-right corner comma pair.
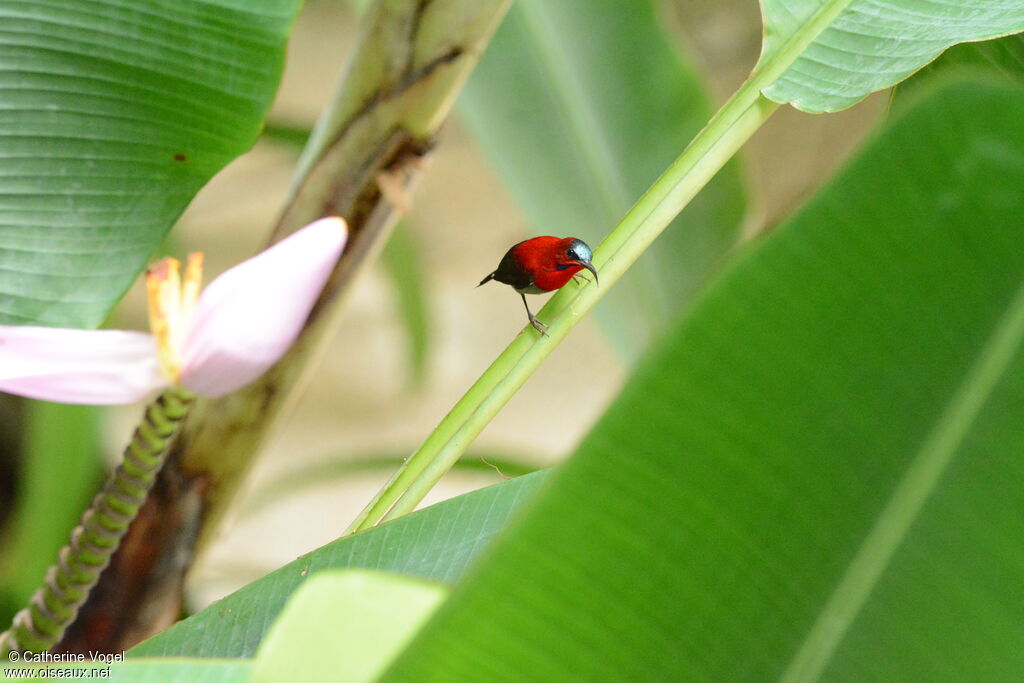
563,238 -> 598,285
566,239 -> 593,264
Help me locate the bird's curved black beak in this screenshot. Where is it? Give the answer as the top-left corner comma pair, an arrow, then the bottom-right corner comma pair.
577,259 -> 599,286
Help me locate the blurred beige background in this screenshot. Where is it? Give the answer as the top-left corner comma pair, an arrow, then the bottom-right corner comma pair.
108,0 -> 884,607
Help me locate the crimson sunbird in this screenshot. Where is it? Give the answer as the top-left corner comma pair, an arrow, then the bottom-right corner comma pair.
479,236 -> 598,335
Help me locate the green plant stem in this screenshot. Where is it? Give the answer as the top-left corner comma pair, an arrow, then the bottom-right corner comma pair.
346,0 -> 860,534
0,388 -> 195,656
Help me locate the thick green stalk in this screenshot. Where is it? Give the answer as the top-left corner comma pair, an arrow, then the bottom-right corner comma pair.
0,388 -> 194,656
345,0 -> 861,532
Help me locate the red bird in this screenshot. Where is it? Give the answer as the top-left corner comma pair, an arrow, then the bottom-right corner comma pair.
479,236 -> 598,334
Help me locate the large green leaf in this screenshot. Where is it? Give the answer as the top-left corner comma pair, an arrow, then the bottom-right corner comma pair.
30,574 -> 443,682
0,0 -> 302,327
130,471 -> 545,658
459,0 -> 747,358
383,81 -> 1024,680
759,0 -> 1024,112
897,33 -> 1024,104
251,570 -> 446,683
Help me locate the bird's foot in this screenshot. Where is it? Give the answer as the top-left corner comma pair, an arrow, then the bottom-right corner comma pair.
528,315 -> 548,336
572,273 -> 592,285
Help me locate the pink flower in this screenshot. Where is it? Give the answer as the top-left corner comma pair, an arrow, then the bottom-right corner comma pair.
0,217 -> 347,405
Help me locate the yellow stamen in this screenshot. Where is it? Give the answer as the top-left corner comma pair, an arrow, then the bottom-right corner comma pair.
145,253 -> 205,385
181,252 -> 204,331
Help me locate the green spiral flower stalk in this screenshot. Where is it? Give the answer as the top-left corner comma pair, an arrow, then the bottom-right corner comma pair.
0,387 -> 195,656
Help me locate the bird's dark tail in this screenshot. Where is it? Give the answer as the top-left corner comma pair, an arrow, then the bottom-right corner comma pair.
478,271 -> 496,287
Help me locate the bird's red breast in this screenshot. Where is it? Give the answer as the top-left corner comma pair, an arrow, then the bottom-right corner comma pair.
510,236 -> 586,292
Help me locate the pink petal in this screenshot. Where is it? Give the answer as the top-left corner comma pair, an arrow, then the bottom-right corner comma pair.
180,217 -> 347,397
0,326 -> 164,405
